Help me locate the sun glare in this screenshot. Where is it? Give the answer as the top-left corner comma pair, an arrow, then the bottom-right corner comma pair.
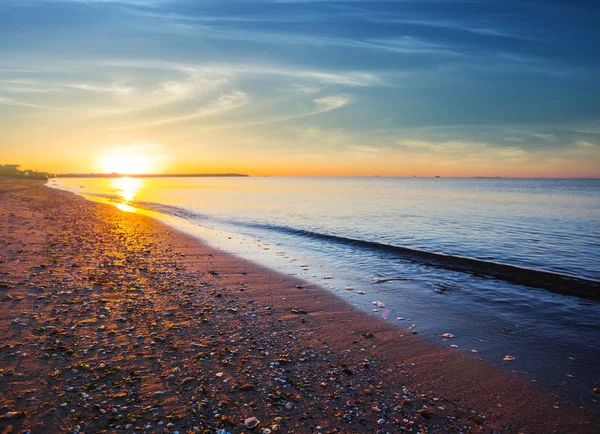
99,154 -> 155,175
111,177 -> 142,202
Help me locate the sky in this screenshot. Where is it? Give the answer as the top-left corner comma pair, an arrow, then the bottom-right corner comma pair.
1,0 -> 599,177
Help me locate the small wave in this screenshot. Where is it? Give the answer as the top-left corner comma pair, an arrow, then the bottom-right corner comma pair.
115,201 -> 600,301
229,221 -> 600,300
86,192 -> 120,200
131,201 -> 210,221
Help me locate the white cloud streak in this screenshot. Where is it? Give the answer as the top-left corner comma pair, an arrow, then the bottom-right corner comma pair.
107,91 -> 250,130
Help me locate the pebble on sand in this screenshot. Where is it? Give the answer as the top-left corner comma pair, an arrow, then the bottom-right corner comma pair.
245,417 -> 260,429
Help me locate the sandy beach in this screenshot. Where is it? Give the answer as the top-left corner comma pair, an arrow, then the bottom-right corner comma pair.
0,178 -> 597,434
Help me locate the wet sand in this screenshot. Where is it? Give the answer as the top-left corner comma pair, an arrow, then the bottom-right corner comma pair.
0,178 -> 597,433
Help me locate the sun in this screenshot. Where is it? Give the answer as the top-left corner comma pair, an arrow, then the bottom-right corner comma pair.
98,154 -> 156,175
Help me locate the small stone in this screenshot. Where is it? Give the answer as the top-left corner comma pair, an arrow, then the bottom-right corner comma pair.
441,333 -> 454,339
377,418 -> 385,425
503,355 -> 516,362
285,402 -> 294,410
0,411 -> 26,419
245,416 -> 260,429
290,308 -> 307,315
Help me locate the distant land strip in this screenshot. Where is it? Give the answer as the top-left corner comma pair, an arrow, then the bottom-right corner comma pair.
56,173 -> 249,178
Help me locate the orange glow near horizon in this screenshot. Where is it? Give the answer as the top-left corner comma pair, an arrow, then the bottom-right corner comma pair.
2,140 -> 599,178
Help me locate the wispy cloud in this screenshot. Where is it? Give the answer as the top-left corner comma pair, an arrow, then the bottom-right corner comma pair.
0,96 -> 61,110
108,91 -> 249,130
198,94 -> 353,132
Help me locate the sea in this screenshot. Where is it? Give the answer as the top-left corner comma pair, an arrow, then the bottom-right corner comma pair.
50,176 -> 600,409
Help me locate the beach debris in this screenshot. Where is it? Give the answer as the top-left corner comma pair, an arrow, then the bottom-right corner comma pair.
441,333 -> 455,339
503,355 -> 516,362
450,344 -> 459,349
356,290 -> 366,294
0,411 -> 26,419
344,287 -> 354,291
471,349 -> 478,353
43,407 -> 57,417
245,416 -> 260,429
372,301 -> 385,308
180,376 -> 195,385
397,317 -> 404,320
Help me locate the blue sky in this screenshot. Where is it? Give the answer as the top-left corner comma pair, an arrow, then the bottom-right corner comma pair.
1,0 -> 599,176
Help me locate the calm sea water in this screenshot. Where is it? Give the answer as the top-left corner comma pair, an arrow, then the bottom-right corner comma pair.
50,177 -> 600,409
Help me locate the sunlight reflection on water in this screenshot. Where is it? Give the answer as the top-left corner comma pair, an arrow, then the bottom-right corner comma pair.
110,177 -> 143,203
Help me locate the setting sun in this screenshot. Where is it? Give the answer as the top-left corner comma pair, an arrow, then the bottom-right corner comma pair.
98,155 -> 154,175
95,143 -> 168,175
